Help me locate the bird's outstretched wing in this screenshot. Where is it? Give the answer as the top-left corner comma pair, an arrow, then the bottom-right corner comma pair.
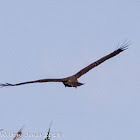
0,78 -> 63,87
74,41 -> 130,79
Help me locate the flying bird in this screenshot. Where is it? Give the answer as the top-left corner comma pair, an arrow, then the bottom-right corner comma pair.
0,41 -> 130,88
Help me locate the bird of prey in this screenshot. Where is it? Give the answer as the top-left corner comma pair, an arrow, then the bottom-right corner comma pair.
0,41 -> 129,88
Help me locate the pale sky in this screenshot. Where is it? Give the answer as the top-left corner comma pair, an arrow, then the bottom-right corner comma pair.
0,0 -> 140,140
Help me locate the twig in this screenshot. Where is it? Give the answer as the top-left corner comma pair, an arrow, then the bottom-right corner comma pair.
13,126 -> 24,140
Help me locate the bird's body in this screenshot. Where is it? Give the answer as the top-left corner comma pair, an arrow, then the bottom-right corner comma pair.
62,76 -> 84,87
0,41 -> 130,88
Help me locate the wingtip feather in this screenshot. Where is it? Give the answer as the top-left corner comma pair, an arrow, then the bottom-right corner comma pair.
117,40 -> 131,51
0,83 -> 14,88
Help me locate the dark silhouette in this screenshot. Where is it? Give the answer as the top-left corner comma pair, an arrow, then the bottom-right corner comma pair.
0,42 -> 130,88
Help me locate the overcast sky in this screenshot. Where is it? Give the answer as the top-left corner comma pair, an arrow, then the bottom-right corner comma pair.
0,0 -> 140,140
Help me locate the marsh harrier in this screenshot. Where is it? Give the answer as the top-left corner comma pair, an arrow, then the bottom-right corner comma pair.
0,42 -> 129,88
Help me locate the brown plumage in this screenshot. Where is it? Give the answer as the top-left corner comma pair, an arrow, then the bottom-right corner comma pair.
0,42 -> 130,88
